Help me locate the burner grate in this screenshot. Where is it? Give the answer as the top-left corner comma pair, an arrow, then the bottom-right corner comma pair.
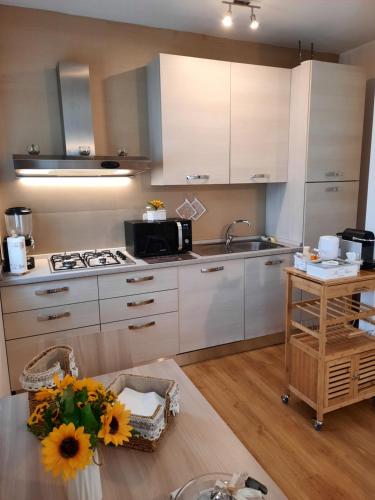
82,250 -> 121,268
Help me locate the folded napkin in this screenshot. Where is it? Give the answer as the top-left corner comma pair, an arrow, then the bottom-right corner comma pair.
118,387 -> 165,417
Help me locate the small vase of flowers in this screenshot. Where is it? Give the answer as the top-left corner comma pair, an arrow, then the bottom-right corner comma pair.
27,374 -> 133,500
144,199 -> 166,221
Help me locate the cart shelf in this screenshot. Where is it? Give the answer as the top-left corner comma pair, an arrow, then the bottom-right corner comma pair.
293,296 -> 375,327
290,325 -> 375,360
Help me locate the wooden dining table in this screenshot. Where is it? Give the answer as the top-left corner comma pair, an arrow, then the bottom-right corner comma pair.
0,359 -> 286,499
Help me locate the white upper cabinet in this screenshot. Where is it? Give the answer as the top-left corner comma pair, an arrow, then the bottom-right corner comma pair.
306,61 -> 365,182
230,64 -> 291,184
147,54 -> 230,185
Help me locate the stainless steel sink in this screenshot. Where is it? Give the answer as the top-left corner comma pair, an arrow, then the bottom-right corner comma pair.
192,239 -> 284,256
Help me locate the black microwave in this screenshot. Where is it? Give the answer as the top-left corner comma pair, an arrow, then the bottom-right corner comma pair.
124,219 -> 192,258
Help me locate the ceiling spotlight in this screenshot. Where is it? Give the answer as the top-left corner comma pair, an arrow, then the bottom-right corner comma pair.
249,8 -> 259,30
222,5 -> 233,28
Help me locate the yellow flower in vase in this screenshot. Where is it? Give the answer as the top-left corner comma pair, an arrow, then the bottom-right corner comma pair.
98,402 -> 132,446
41,423 -> 93,481
35,387 -> 59,402
53,373 -> 76,391
147,199 -> 164,210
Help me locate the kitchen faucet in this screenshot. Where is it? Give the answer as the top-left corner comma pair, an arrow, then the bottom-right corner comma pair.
225,219 -> 252,247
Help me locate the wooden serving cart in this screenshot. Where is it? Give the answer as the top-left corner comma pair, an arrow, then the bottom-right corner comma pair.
282,267 -> 375,430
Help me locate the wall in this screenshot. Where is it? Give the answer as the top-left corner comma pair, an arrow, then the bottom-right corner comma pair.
0,6 -> 338,253
340,42 -> 375,229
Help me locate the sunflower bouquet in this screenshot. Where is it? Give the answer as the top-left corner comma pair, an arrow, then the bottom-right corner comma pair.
27,373 -> 133,481
147,199 -> 164,210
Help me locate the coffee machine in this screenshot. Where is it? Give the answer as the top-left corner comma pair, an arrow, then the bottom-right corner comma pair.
2,207 -> 35,272
338,228 -> 375,270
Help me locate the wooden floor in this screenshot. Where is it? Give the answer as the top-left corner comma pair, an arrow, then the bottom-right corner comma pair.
183,345 -> 375,500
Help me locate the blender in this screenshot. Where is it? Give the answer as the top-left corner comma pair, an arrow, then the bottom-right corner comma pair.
2,207 -> 35,272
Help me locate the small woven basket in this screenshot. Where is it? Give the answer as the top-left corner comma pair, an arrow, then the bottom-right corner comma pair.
108,373 -> 179,452
20,344 -> 78,415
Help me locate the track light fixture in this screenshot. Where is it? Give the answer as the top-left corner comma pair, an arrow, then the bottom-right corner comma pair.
222,4 -> 233,27
249,7 -> 259,30
221,0 -> 261,30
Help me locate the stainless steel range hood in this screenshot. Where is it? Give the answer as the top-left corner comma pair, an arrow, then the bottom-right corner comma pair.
13,62 -> 151,177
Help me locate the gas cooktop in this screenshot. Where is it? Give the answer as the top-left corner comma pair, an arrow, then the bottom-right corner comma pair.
49,249 -> 135,273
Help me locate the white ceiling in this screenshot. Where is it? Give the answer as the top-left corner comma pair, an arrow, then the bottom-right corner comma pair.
2,0 -> 375,54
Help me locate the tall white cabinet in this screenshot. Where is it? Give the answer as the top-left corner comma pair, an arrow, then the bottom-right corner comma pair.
230,64 -> 290,183
266,60 -> 366,247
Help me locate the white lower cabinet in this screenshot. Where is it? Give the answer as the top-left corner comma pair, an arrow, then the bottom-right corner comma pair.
245,254 -> 293,339
6,326 -> 100,391
179,259 -> 244,352
101,312 -> 179,365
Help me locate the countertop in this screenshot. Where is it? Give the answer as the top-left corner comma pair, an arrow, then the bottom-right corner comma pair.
0,239 -> 300,287
0,359 -> 286,499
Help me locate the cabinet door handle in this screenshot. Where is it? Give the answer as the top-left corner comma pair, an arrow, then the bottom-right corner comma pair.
325,187 -> 339,192
37,311 -> 71,321
128,321 -> 156,331
35,286 -> 69,296
186,175 -> 209,182
265,259 -> 284,266
201,266 -> 224,273
250,174 -> 270,180
325,171 -> 341,177
126,276 -> 154,283
127,298 -> 154,307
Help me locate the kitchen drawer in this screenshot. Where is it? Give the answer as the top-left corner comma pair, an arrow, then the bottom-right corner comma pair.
6,326 -> 100,391
101,312 -> 179,365
0,277 -> 98,313
325,279 -> 375,299
98,267 -> 177,299
100,290 -> 178,323
3,301 -> 100,340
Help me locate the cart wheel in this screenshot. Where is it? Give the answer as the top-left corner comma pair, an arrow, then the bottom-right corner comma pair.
313,419 -> 323,431
281,394 -> 289,405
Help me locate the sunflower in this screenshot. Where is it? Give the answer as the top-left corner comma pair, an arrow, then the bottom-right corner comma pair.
41,423 -> 92,481
98,402 -> 132,446
87,391 -> 98,402
28,411 -> 42,426
35,402 -> 49,415
53,373 -> 76,391
35,387 -> 59,402
74,377 -> 105,394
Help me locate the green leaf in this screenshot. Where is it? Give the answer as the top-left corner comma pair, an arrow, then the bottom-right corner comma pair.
61,385 -> 75,416
80,404 -> 100,435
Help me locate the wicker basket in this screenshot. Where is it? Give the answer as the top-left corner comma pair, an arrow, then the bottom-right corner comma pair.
108,373 -> 179,452
20,345 -> 78,414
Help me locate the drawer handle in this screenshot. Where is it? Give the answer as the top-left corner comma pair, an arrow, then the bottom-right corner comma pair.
265,259 -> 284,266
37,311 -> 71,321
201,266 -> 224,273
126,276 -> 154,283
186,175 -> 209,182
127,298 -> 155,307
325,186 -> 339,192
35,286 -> 69,296
128,321 -> 156,331
353,286 -> 370,292
250,174 -> 270,180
